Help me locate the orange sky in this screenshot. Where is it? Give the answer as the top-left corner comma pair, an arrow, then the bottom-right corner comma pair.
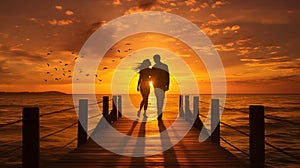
0,0 -> 299,94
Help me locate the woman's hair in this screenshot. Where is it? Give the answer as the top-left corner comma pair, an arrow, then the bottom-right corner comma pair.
135,59 -> 151,71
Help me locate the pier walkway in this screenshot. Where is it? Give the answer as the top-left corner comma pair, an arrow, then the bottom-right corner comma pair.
48,112 -> 247,167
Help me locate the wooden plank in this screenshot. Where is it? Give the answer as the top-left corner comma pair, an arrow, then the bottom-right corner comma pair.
48,116 -> 247,168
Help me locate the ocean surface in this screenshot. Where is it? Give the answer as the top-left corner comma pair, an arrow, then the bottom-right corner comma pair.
0,93 -> 299,167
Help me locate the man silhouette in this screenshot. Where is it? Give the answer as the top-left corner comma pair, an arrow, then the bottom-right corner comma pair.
151,54 -> 169,120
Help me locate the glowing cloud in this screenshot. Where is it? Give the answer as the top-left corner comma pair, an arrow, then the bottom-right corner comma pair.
113,0 -> 122,5
185,0 -> 197,6
48,19 -> 73,26
65,10 -> 74,16
55,5 -> 63,10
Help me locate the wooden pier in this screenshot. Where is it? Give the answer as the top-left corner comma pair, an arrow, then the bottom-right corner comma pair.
18,95 -> 271,168
45,96 -> 248,168
48,117 -> 247,167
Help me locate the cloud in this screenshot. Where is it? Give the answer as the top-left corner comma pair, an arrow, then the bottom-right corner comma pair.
0,60 -> 9,73
125,0 -> 158,14
84,21 -> 107,36
214,44 -> 235,52
287,10 -> 296,15
238,49 -> 251,56
138,0 -> 157,10
55,5 -> 63,10
65,10 -> 74,16
190,7 -> 200,12
0,45 -> 47,76
170,2 -> 177,7
269,74 -> 299,81
200,2 -> 209,9
236,38 -> 251,45
185,0 -> 197,7
125,0 -> 176,14
48,19 -> 73,26
8,49 -> 46,62
229,74 -> 300,87
113,0 -> 122,5
275,65 -> 300,70
207,19 -> 226,26
210,14 -> 217,18
221,8 -> 291,25
202,27 -> 221,36
0,60 -> 20,85
29,17 -> 38,22
240,55 -> 298,71
212,0 -> 230,9
0,32 -> 9,39
224,25 -> 240,31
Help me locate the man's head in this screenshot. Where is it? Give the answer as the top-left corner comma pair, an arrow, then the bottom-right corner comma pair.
153,54 -> 161,63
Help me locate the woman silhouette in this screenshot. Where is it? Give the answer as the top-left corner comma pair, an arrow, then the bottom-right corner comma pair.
136,59 -> 152,118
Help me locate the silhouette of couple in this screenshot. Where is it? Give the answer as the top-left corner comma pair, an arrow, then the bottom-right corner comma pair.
136,54 -> 170,120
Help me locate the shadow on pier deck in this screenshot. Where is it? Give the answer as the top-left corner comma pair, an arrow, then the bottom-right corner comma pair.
48,115 -> 247,168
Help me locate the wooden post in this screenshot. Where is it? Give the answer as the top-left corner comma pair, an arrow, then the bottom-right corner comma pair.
112,95 -> 118,122
78,99 -> 88,147
103,96 -> 109,123
193,96 -> 202,129
23,107 -> 39,168
185,95 -> 190,120
193,96 -> 199,118
179,95 -> 184,117
118,95 -> 122,118
249,105 -> 265,168
211,99 -> 220,145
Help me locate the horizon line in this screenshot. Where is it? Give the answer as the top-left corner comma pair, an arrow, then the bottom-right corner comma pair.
0,91 -> 299,95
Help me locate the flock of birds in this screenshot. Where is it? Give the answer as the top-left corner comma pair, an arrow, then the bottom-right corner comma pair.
43,43 -> 133,83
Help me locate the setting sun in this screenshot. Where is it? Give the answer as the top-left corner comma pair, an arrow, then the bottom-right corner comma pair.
0,1 -> 299,167
149,81 -> 153,87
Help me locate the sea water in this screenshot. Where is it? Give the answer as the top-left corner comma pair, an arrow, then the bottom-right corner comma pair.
0,93 -> 299,167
